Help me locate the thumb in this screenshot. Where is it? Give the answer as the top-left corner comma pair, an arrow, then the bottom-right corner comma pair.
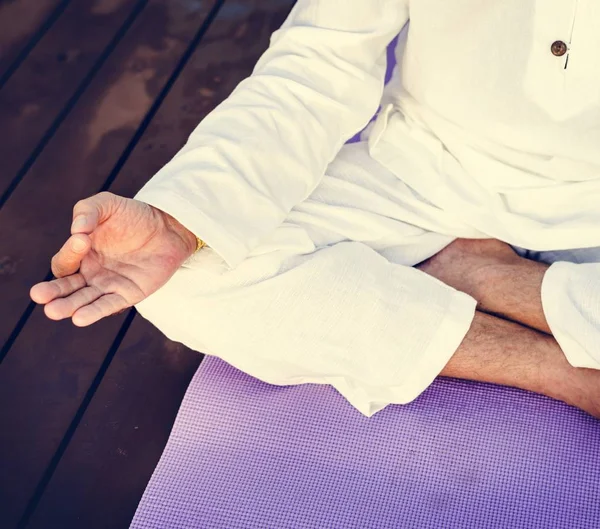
51,233 -> 92,278
71,191 -> 120,235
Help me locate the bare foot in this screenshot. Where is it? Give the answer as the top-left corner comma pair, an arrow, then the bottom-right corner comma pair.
416,238 -> 521,297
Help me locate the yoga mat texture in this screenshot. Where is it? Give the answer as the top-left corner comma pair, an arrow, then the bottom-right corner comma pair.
130,356 -> 600,529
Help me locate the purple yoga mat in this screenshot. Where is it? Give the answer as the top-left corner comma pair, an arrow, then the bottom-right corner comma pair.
130,356 -> 600,529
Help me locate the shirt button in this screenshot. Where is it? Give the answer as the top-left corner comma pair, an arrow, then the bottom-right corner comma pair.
551,40 -> 568,57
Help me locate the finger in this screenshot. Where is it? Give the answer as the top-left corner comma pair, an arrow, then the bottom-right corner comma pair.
71,293 -> 130,327
44,285 -> 103,321
71,191 -> 121,235
30,273 -> 87,304
51,233 -> 91,278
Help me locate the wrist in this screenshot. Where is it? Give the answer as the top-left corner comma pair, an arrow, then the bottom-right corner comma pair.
153,207 -> 198,257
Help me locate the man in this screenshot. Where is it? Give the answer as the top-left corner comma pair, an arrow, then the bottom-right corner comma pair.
30,1 -> 600,418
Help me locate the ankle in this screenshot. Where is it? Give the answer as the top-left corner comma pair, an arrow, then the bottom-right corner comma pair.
544,360 -> 600,418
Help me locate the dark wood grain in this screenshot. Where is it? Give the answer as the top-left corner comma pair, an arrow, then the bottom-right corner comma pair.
110,0 -> 295,200
0,0 -> 65,82
0,1 -> 217,526
26,318 -> 202,529
0,0 -> 216,348
0,0 -> 144,202
0,307 -> 132,529
24,2 -> 294,527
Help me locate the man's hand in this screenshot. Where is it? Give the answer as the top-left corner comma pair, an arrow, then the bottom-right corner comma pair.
30,191 -> 197,327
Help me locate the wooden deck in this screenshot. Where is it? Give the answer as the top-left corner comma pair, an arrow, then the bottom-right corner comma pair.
0,1 -> 294,527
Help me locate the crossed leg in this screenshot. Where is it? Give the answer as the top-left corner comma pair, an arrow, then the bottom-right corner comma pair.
417,239 -> 600,419
133,141 -> 599,419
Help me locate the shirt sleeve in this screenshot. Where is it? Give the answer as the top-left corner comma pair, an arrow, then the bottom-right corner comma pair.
133,0 -> 409,269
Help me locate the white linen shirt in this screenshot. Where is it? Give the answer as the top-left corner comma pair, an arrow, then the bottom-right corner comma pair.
134,0 -> 600,269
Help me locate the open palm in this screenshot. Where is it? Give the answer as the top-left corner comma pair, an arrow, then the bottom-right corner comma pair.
30,191 -> 196,327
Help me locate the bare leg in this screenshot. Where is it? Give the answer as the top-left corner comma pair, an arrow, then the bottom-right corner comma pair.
418,239 -> 599,417
441,311 -> 600,418
417,239 -> 552,334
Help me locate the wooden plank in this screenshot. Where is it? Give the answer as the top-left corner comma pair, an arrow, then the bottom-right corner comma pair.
27,319 -> 202,529
0,0 -> 145,204
25,2 -> 294,527
0,0 -> 66,83
0,1 -> 218,527
0,309 -> 132,529
0,0 -> 216,348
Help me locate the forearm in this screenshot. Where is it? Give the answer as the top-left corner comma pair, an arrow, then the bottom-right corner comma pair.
134,0 -> 409,270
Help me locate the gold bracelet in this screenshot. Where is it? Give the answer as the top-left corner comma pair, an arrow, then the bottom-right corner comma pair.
195,236 -> 207,253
